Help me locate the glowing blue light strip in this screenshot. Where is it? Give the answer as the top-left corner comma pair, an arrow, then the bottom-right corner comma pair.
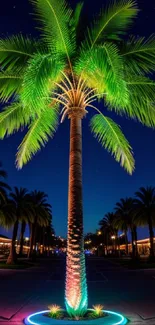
25,310 -> 49,325
104,310 -> 127,325
25,309 -> 127,325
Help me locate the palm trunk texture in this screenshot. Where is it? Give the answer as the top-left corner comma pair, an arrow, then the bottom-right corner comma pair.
65,116 -> 88,317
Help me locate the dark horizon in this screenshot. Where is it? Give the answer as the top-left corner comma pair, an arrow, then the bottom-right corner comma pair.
0,0 -> 155,239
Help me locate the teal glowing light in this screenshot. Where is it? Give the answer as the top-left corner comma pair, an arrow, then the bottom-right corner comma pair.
24,309 -> 128,325
104,310 -> 127,325
25,310 -> 49,325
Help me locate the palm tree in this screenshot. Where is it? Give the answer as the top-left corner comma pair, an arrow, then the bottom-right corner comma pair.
0,0 -> 155,316
115,197 -> 138,258
99,213 -> 118,253
7,187 -> 31,264
28,190 -> 51,258
0,162 -> 11,203
135,187 -> 155,258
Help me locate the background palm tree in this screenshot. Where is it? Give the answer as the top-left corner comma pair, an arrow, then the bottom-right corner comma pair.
28,190 -> 52,259
7,187 -> 30,264
0,197 -> 15,231
135,186 -> 155,259
0,162 -> 11,203
0,0 -> 155,316
99,212 -> 118,254
115,197 -> 138,258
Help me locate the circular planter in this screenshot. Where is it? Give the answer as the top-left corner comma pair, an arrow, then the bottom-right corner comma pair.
24,309 -> 128,325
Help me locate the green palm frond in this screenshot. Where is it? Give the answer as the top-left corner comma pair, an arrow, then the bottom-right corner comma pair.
31,0 -> 75,58
126,77 -> 155,126
0,102 -> 31,139
16,105 -> 59,169
84,0 -> 138,47
0,35 -> 45,72
70,2 -> 83,31
107,76 -> 155,127
0,72 -> 23,102
90,114 -> 134,174
21,53 -> 65,113
121,35 -> 155,74
75,43 -> 128,106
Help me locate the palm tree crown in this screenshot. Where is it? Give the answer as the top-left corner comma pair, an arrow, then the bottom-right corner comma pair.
115,197 -> 136,230
99,212 -> 117,237
28,190 -> 52,258
10,187 -> 30,217
29,190 -> 52,222
0,0 -> 155,173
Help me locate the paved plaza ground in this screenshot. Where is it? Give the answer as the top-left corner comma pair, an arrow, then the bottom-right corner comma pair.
0,257 -> 155,325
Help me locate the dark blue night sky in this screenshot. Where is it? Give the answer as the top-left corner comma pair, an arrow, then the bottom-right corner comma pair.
0,0 -> 155,238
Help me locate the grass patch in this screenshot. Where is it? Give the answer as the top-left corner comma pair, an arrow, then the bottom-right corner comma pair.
0,261 -> 34,269
47,309 -> 106,320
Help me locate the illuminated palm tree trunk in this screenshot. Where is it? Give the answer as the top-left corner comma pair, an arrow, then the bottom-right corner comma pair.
65,114 -> 88,317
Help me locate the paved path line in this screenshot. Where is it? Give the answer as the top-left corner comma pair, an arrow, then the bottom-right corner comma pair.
94,268 -> 108,283
0,295 -> 34,321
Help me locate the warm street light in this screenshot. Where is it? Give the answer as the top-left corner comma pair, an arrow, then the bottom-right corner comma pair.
111,235 -> 116,240
97,231 -> 102,236
85,240 -> 92,244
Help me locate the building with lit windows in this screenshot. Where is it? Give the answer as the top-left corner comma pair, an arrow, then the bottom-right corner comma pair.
0,235 -> 11,257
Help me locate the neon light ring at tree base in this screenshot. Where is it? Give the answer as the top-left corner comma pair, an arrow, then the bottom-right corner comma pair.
24,309 -> 128,325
